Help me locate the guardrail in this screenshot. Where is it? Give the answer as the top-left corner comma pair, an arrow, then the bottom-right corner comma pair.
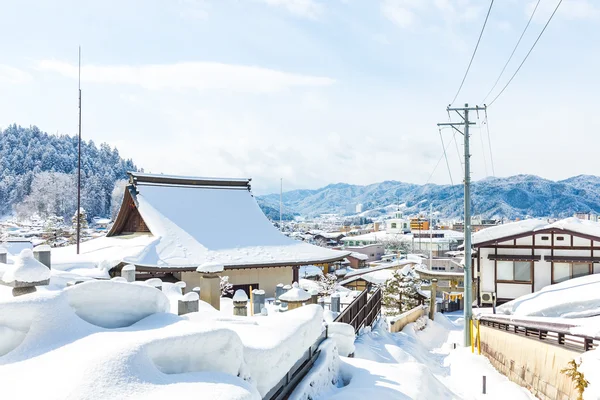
477,314 -> 600,352
334,288 -> 382,333
263,327 -> 328,400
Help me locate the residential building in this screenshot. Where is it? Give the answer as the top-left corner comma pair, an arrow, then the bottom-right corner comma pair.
344,244 -> 384,262
474,217 -> 600,304
103,172 -> 349,296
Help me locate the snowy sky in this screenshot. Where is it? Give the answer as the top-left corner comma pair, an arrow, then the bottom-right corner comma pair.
1,0 -> 599,194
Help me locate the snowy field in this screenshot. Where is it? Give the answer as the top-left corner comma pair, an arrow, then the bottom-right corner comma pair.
292,312 -> 535,400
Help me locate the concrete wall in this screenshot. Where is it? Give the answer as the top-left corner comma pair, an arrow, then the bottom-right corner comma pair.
479,324 -> 582,400
388,305 -> 427,333
180,266 -> 293,298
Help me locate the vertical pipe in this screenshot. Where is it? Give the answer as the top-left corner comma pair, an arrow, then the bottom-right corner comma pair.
429,202 -> 433,268
470,319 -> 474,353
482,375 -> 487,394
477,319 -> 481,355
249,285 -> 254,316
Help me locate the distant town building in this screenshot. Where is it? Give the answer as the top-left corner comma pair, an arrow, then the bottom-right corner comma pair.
355,203 -> 363,213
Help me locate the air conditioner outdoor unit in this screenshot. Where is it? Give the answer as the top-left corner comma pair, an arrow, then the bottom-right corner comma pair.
481,292 -> 496,306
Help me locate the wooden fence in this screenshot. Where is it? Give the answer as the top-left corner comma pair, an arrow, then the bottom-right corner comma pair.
334,288 -> 382,333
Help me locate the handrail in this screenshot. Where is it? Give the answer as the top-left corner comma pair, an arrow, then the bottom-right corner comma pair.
263,327 -> 328,400
477,314 -> 600,352
335,288 -> 382,333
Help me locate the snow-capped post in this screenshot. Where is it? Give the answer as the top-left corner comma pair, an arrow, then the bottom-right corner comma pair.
309,289 -> 319,304
429,279 -> 438,320
280,284 -> 292,308
33,245 -> 51,269
178,292 -> 199,315
233,289 -> 248,316
482,375 -> 486,394
253,289 -> 265,315
275,283 -> 284,304
279,282 -> 311,311
331,293 -> 341,313
196,262 -> 224,311
146,278 -> 163,291
0,247 -> 7,264
175,281 -> 186,294
1,249 -> 51,296
121,264 -> 136,282
192,286 -> 201,297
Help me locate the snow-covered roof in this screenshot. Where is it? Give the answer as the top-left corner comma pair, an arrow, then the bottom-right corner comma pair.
473,217 -> 600,245
348,252 -> 369,261
113,179 -> 348,270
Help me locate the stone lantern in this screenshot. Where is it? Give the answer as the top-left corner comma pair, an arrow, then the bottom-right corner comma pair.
1,249 -> 50,296
279,282 -> 310,311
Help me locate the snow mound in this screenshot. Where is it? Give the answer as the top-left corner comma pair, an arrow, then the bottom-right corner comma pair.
65,280 -> 170,328
327,322 -> 355,356
2,249 -> 50,284
197,261 -> 225,273
279,282 -> 310,302
498,274 -> 600,318
289,339 -> 341,400
233,289 -> 249,302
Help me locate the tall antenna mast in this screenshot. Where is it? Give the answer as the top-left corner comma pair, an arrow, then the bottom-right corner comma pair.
279,178 -> 283,230
76,46 -> 82,254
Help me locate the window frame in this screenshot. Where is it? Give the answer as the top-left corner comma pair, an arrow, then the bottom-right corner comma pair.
552,262 -> 592,284
496,260 -> 533,284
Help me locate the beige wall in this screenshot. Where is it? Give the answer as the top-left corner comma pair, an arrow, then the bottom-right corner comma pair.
479,324 -> 582,400
179,266 -> 293,298
388,305 -> 427,333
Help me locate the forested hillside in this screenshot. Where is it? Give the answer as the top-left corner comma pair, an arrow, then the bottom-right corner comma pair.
0,125 -> 136,221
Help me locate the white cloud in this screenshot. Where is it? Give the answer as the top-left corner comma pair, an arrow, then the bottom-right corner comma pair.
259,0 -> 324,19
528,0 -> 600,22
0,65 -> 32,85
37,60 -> 335,93
380,0 -> 421,28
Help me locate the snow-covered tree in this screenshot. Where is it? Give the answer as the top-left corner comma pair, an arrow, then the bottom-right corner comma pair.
382,267 -> 423,316
220,276 -> 234,297
317,273 -> 338,295
72,208 -> 88,231
111,179 -> 128,219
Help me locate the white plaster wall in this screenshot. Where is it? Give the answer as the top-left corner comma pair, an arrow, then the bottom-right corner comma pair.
534,234 -> 551,244
479,248 -> 495,293
516,236 -> 532,245
573,236 -> 591,246
553,233 -> 570,247
534,260 -> 552,292
497,283 -> 531,299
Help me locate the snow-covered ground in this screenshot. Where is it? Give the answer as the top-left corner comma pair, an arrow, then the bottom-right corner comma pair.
292,312 -> 534,400
0,280 -> 324,400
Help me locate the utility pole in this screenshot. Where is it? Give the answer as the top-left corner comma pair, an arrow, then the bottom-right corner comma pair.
76,46 -> 82,255
438,103 -> 483,347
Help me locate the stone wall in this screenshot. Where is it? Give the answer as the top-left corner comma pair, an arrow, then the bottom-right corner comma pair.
479,324 -> 582,400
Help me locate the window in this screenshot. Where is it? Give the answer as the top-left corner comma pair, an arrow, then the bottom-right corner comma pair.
391,223 -> 397,228
541,236 -> 549,241
497,261 -> 531,282
553,263 -> 590,283
556,236 -> 565,241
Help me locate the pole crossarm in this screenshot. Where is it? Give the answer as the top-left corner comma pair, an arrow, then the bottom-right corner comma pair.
447,105 -> 486,112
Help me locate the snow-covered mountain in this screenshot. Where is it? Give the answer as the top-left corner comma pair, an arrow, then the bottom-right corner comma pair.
257,175 -> 600,219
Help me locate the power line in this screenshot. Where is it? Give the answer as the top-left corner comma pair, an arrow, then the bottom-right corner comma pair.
438,128 -> 455,186
484,109 -> 496,176
426,129 -> 456,185
449,0 -> 495,105
488,0 -> 563,107
481,0 -> 542,104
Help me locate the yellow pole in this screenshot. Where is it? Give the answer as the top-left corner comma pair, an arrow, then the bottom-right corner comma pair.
477,319 -> 481,355
470,319 -> 474,353
249,285 -> 254,316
